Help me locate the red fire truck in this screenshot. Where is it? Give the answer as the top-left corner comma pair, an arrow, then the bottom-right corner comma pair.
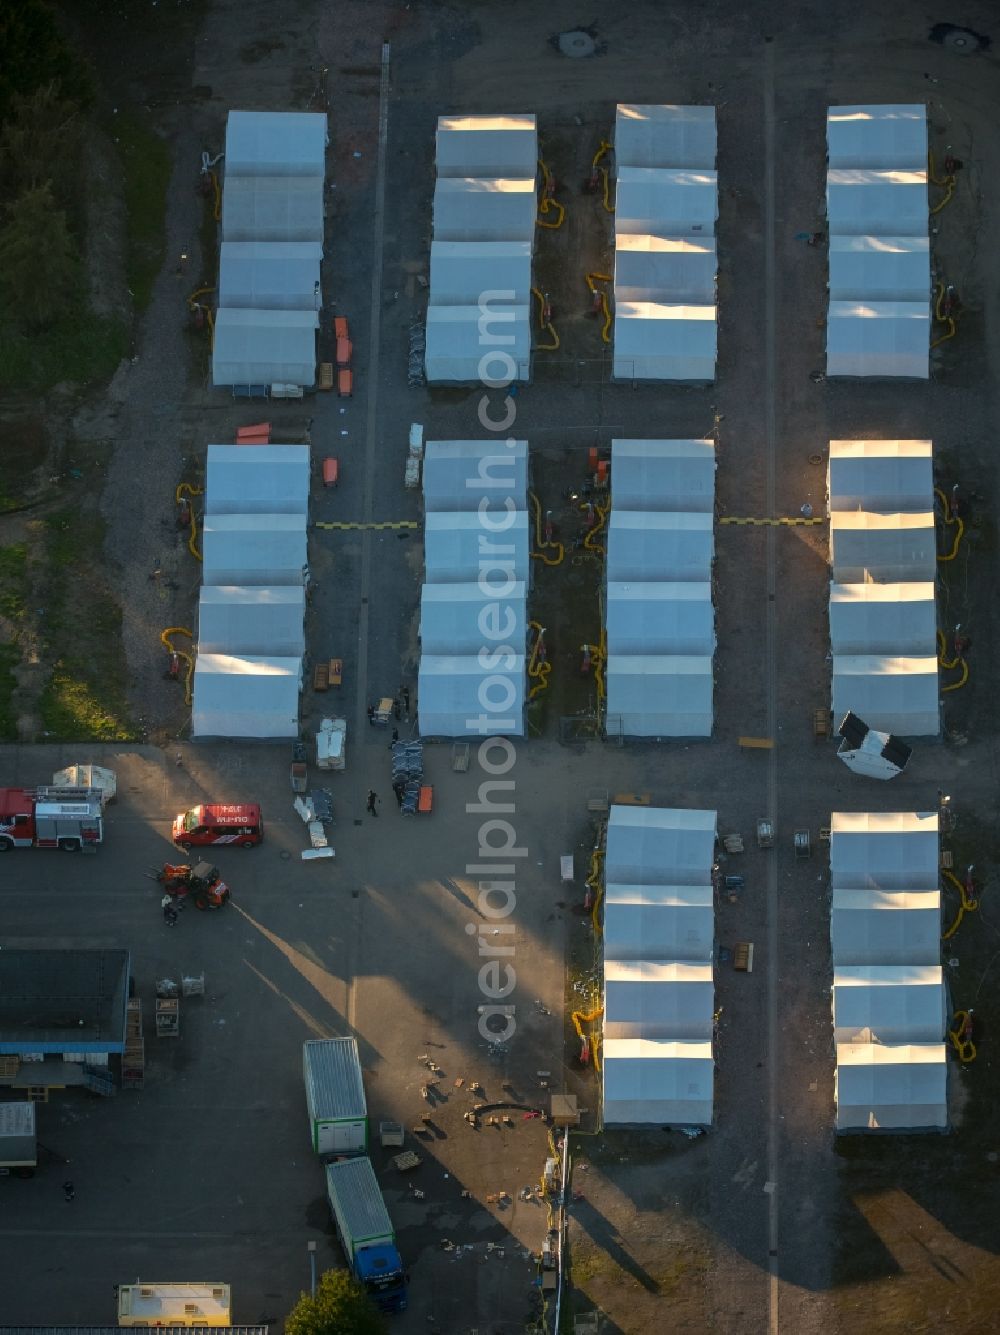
0,787 -> 104,851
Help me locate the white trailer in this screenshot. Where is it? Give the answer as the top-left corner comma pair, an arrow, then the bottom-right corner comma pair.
303,1037 -> 368,1156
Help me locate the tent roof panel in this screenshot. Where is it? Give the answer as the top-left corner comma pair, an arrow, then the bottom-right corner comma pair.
829,582 -> 936,656
610,439 -> 716,511
432,177 -> 537,242
832,657 -> 939,736
607,510 -> 714,581
422,438 -> 528,510
424,509 -> 530,583
826,170 -> 928,236
221,175 -> 325,243
429,240 -> 532,304
192,653 -> 301,739
830,811 -> 940,889
198,585 -> 306,657
435,115 -> 537,178
614,234 -> 717,303
834,1041 -> 947,1131
831,888 -> 941,967
219,242 -> 322,310
202,514 -> 308,586
826,302 -> 929,379
615,104 -> 717,169
605,805 -> 717,884
425,306 -> 531,382
211,309 -> 318,388
419,582 -> 527,655
417,655 -> 525,737
205,444 -> 311,515
827,105 -> 927,169
606,581 -> 715,656
615,167 -> 718,237
828,235 -> 930,302
614,304 -> 717,381
827,439 -> 933,510
829,510 -> 936,582
603,1038 -> 714,1127
224,111 -> 327,177
606,656 -> 714,737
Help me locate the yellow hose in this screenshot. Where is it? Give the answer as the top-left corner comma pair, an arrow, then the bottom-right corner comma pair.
931,281 -> 957,348
590,141 -> 615,214
529,490 -> 565,566
572,1004 -> 604,1072
934,486 -> 964,561
948,1011 -> 976,1063
928,151 -> 955,215
210,168 -> 221,222
536,158 -> 566,230
585,273 -> 613,344
175,482 -> 203,561
528,621 -> 551,699
593,627 -> 606,704
936,628 -> 969,694
587,847 -> 604,936
941,867 -> 978,940
160,627 -> 195,706
583,500 -> 609,556
531,286 -> 560,350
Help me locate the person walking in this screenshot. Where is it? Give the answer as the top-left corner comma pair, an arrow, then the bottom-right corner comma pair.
63,1181 -> 75,1202
366,789 -> 380,817
392,696 -> 401,721
390,727 -> 399,745
367,704 -> 375,726
161,894 -> 179,927
401,686 -> 410,718
392,780 -> 405,808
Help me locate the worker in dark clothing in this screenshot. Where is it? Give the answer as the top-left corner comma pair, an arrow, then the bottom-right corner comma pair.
63,1181 -> 75,1201
366,789 -> 380,817
390,727 -> 399,745
401,686 -> 410,717
161,894 -> 179,927
367,704 -> 375,726
392,781 -> 405,808
393,697 -> 401,721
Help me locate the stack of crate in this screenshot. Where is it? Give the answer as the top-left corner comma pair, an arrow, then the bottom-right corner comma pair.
122,998 -> 145,1089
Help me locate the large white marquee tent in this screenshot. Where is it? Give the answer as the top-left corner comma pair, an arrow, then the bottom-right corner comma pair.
416,654 -> 525,737
831,888 -> 942,966
419,582 -> 526,656
192,653 -> 302,739
607,511 -> 714,582
432,176 -> 536,242
615,103 -> 718,170
829,582 -> 936,657
613,303 -> 717,382
429,240 -> 532,305
828,510 -> 936,583
218,242 -> 322,311
603,1039 -> 714,1127
606,582 -> 714,656
610,439 -> 716,512
197,585 -> 306,658
827,105 -> 927,169
830,811 -> 939,892
212,309 -> 319,388
422,439 -> 528,513
615,167 -> 718,238
606,656 -> 714,738
202,514 -> 308,587
605,806 -> 716,886
614,233 -> 717,303
423,511 -> 530,584
832,965 -> 947,1044
603,884 -> 714,963
828,438 -> 933,513
604,961 -> 714,1041
221,175 -> 325,244
424,305 -> 531,383
831,655 -> 939,736
224,110 -> 327,177
205,445 -> 310,516
828,236 -> 930,303
826,302 -> 930,380
834,1042 -> 947,1131
435,115 -> 537,178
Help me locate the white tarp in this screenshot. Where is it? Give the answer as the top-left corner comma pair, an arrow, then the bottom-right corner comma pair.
826,301 -> 930,379
425,305 -> 531,382
835,1041 -> 947,1131
198,585 -> 306,657
604,961 -> 715,1041
429,240 -> 532,305
615,167 -> 718,237
605,806 -> 717,886
829,811 -> 940,890
832,965 -> 946,1044
435,115 -> 537,178
607,511 -> 714,582
221,175 -> 325,243
424,510 -> 530,583
831,888 -> 942,966
419,582 -> 526,655
827,105 -> 927,170
613,234 -> 717,303
417,654 -> 525,737
610,440 -> 717,512
218,242 -> 323,311
606,581 -> 715,656
606,655 -> 714,738
192,653 -> 301,739
827,438 -> 933,512
422,439 -> 528,512
432,177 -> 537,242
202,514 -> 308,586
828,236 -> 930,302
829,583 -> 936,656
829,510 -> 936,583
615,104 -> 717,170
603,885 -> 714,963
832,656 -> 939,736
205,444 -> 311,516
826,169 -> 928,237
224,111 -> 327,177
211,309 -> 318,387
614,302 -> 717,381
603,1038 -> 714,1127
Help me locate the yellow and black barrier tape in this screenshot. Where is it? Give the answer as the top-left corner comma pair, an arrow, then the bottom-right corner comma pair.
718,516 -> 825,527
314,520 -> 420,531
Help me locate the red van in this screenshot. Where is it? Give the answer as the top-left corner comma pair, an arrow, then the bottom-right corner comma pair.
172,803 -> 263,850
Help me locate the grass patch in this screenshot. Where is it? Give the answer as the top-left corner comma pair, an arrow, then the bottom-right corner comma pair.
0,544 -> 29,624
115,111 -> 171,311
0,311 -> 127,393
0,643 -> 19,740
38,663 -> 136,742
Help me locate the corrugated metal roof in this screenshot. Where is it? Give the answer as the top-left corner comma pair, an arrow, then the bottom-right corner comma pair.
0,1329 -> 267,1334
303,1038 -> 366,1122
325,1157 -> 394,1241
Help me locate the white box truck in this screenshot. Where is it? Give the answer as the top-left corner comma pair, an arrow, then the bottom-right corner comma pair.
303,1037 -> 367,1157
325,1158 -> 407,1313
116,1282 -> 230,1327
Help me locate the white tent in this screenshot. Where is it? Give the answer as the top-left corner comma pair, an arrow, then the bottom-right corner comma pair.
429,240 -> 532,305
831,888 -> 941,966
422,439 -> 527,512
615,167 -> 718,237
826,301 -> 930,379
607,511 -> 714,582
829,811 -> 939,890
610,440 -> 717,512
606,655 -> 714,738
832,656 -> 939,736
605,806 -> 717,886
425,305 -> 531,383
211,309 -> 318,388
827,105 -> 927,170
432,177 -> 537,242
198,585 -> 306,657
218,242 -> 323,311
828,510 -> 936,582
606,582 -> 714,656
192,653 -> 301,739
224,111 -> 327,177
826,169 -> 927,237
603,884 -> 714,962
827,438 -> 933,512
613,234 -> 717,303
832,965 -> 946,1044
205,445 -> 310,516
419,582 -> 526,655
603,1038 -> 713,1127
604,961 -> 714,1041
614,303 -> 717,381
435,115 -> 537,178
829,583 -> 936,656
828,236 -> 930,303
202,514 -> 308,587
417,654 -> 525,737
834,1041 -> 947,1131
424,510 -> 530,584
221,175 -> 325,243
615,104 -> 717,170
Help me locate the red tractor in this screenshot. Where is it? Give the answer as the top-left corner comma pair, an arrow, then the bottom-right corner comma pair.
150,861 -> 231,910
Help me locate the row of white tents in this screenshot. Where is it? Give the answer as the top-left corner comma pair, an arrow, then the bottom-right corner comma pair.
425,116 -> 537,383
192,445 -> 311,738
602,805 -> 717,1127
605,440 -> 716,737
829,811 -> 947,1131
827,439 -> 939,736
826,105 -> 930,378
612,105 -> 718,381
213,111 -> 327,390
417,440 -> 529,736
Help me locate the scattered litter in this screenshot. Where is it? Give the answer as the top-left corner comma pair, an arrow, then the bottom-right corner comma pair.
353,150 -> 363,158
412,1188 -> 425,1199
454,1077 -> 464,1088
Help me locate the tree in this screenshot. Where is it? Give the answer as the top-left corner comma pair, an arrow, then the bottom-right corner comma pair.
0,183 -> 80,330
0,83 -> 84,222
0,0 -> 93,122
284,1269 -> 388,1335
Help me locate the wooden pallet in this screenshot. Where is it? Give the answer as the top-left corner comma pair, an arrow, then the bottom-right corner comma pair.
317,362 -> 334,391
392,1150 -> 422,1172
733,942 -> 754,973
813,708 -> 831,739
313,662 -> 330,692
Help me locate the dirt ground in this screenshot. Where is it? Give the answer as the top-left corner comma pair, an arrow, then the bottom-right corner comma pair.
3,0 -> 1000,1332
